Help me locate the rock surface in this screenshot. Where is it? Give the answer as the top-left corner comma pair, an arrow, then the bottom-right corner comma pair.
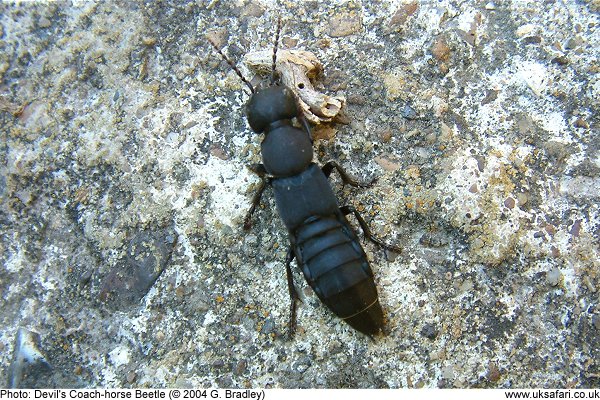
0,0 -> 598,388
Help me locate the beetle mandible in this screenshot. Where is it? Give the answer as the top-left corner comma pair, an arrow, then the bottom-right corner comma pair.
208,19 -> 401,337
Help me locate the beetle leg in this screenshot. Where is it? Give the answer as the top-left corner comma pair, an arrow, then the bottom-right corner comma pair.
244,164 -> 270,231
247,163 -> 268,176
340,205 -> 402,254
285,248 -> 300,339
322,160 -> 376,188
298,114 -> 314,144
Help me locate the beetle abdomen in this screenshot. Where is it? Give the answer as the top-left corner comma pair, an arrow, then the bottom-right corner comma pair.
295,215 -> 384,335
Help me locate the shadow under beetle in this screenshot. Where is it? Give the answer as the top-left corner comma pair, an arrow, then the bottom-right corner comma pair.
209,19 -> 401,338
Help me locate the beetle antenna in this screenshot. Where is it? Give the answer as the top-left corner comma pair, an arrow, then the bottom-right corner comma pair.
271,16 -> 283,85
208,37 -> 255,94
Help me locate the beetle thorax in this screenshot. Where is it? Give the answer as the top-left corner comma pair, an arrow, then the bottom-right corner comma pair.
261,124 -> 313,177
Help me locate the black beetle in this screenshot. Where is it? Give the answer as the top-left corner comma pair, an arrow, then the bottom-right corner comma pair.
209,20 -> 400,337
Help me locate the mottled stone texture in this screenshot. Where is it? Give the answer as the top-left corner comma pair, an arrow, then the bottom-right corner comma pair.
1,0 -> 598,388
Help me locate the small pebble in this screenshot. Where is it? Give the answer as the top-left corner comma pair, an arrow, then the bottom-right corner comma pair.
420,323 -> 438,340
240,2 -> 265,17
551,56 -> 569,66
516,192 -> 528,207
524,36 -> 542,45
516,24 -> 535,37
375,155 -> 401,172
380,129 -> 393,143
38,17 -> 52,28
431,37 -> 451,62
142,37 -> 157,46
235,360 -> 248,376
546,267 -> 561,286
328,11 -> 362,37
401,104 -> 418,120
390,1 -> 419,27
504,197 -> 515,209
487,362 -> 501,382
574,118 -> 589,129
127,371 -> 137,384
570,220 -> 582,237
